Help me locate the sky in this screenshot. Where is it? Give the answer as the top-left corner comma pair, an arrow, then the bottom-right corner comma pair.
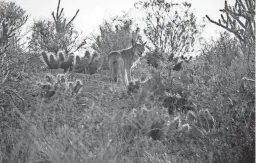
10,0 -> 235,53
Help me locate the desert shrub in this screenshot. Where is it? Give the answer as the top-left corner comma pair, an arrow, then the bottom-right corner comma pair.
135,0 -> 203,72
156,30 -> 254,162
38,73 -> 83,99
190,34 -> 255,162
91,13 -> 144,71
0,5 -> 29,162
127,28 -> 254,162
203,1 -> 255,161
0,71 -> 86,163
144,48 -> 163,69
0,54 -> 29,163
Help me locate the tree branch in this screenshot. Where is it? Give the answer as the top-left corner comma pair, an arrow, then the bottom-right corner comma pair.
205,15 -> 245,42
66,9 -> 80,27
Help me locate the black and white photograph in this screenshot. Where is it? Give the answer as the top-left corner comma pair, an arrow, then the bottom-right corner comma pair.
0,0 -> 255,162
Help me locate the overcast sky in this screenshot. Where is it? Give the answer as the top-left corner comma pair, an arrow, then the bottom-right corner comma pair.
10,0 -> 234,53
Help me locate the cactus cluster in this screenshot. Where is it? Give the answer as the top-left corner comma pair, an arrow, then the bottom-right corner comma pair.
73,55 -> 88,73
41,51 -> 74,72
39,74 -> 83,99
73,51 -> 99,74
41,50 -> 99,74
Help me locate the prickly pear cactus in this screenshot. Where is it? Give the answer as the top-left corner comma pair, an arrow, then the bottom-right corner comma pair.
58,51 -> 65,62
41,52 -> 60,69
41,51 -> 52,68
39,73 -> 83,99
57,51 -> 65,67
49,54 -> 60,69
41,51 -> 76,72
73,55 -> 89,73
60,55 -> 74,72
41,50 -> 99,74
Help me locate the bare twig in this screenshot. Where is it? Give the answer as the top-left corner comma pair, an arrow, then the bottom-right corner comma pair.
205,0 -> 255,44
66,9 -> 80,27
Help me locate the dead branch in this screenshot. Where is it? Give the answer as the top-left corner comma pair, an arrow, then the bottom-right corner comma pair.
206,0 -> 255,45
51,0 -> 80,33
66,9 -> 80,27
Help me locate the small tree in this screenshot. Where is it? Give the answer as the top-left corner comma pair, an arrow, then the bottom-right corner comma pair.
206,0 -> 255,76
29,0 -> 86,55
0,1 -> 28,55
0,1 -> 28,84
134,0 -> 203,78
134,0 -> 203,58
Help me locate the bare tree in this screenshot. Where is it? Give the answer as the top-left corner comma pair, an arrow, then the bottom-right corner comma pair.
206,0 -> 255,45
206,0 -> 255,75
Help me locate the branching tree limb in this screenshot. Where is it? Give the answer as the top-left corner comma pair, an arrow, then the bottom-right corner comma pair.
206,0 -> 255,76
0,2 -> 28,55
206,0 -> 255,45
52,0 -> 79,33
